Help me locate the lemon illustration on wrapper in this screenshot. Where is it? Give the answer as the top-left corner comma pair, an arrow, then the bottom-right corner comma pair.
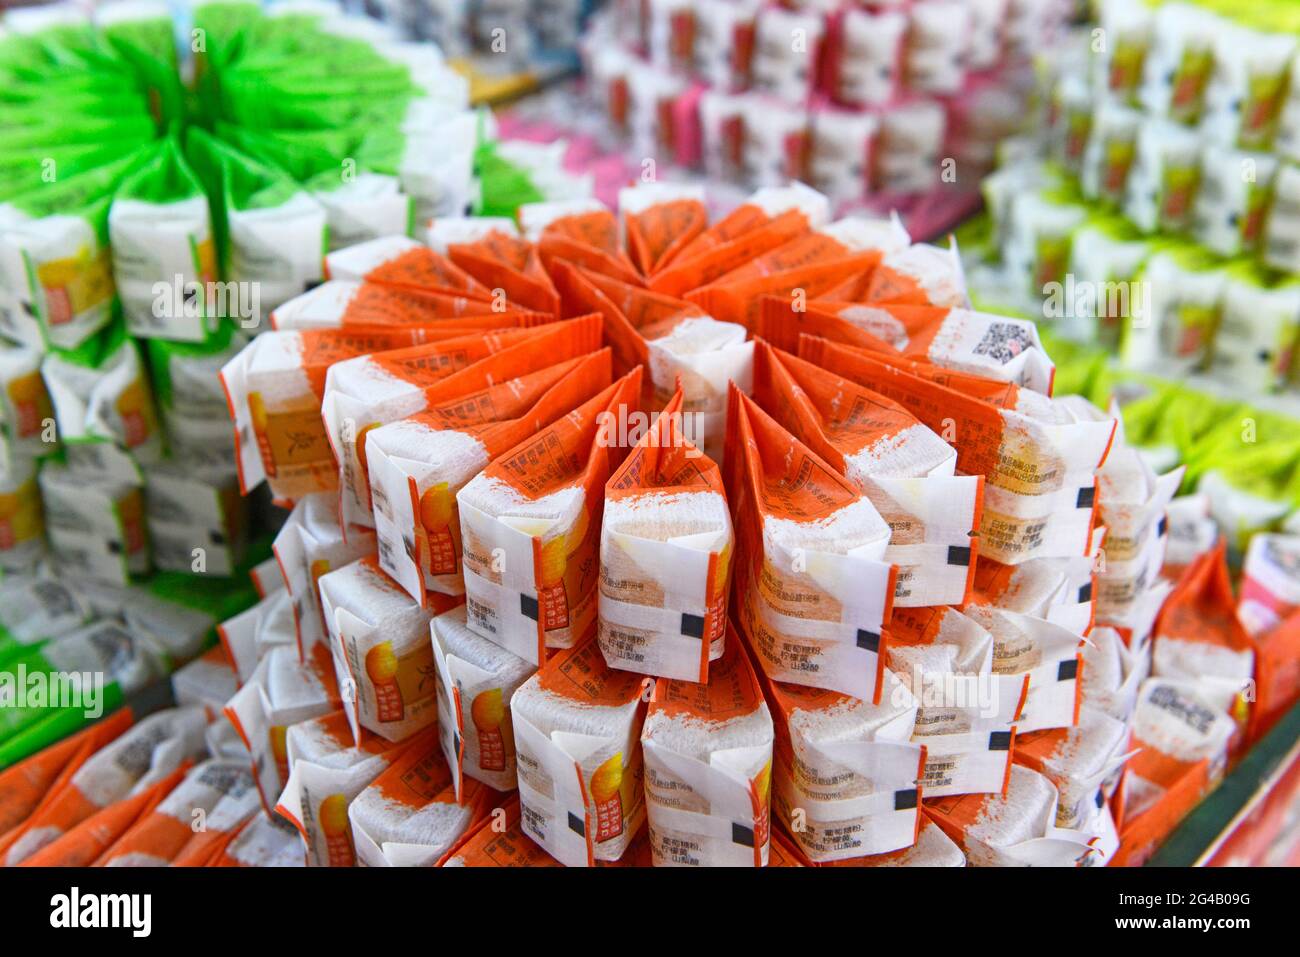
470,688 -> 510,772
318,793 -> 355,867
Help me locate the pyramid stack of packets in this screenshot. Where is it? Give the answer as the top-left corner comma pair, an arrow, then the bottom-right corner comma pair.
204,175 -> 1213,868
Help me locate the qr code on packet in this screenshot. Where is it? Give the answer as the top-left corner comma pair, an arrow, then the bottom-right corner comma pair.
972,321 -> 1032,365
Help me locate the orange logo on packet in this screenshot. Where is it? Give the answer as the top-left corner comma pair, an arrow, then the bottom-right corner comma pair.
589,754 -> 625,843
470,689 -> 508,773
319,794 -> 355,867
365,643 -> 405,723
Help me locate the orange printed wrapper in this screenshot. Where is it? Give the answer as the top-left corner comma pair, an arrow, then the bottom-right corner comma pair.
752,341 -> 982,608
220,326 -> 452,499
1247,609 -> 1300,745
327,314 -> 605,531
1152,542 -> 1254,737
796,337 -> 1114,565
2,707 -> 208,866
724,385 -> 896,704
862,240 -> 970,308
598,385 -> 733,682
816,818 -> 966,867
509,630 -> 652,866
348,731 -> 501,866
641,627 -> 774,866
743,622 -> 926,863
758,298 -> 1055,393
447,230 -> 562,315
367,350 -> 614,604
439,793 -> 653,867
207,813 -> 305,868
618,183 -> 709,277
95,759 -> 258,867
269,279 -> 551,331
274,710 -> 413,867
324,235 -> 491,301
19,765 -> 191,868
0,708 -> 133,841
521,202 -> 642,286
456,367 -> 644,665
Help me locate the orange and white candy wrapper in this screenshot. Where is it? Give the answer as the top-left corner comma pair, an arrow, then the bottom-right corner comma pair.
348,732 -> 500,866
752,341 -> 982,608
446,229 -> 562,315
509,631 -> 652,866
797,337 -> 1115,565
724,385 -> 896,704
863,239 -> 971,308
323,235 -> 491,301
598,385 -> 733,682
270,491 -> 376,657
317,556 -> 459,745
432,605 -> 536,796
924,765 -> 1100,867
519,200 -> 641,286
95,759 -> 258,867
274,710 -> 411,867
457,367 -> 643,665
365,348 -> 613,604
617,183 -> 709,279
207,812 -> 304,867
327,314 -> 604,533
884,604 -> 1024,798
641,628 -> 774,867
269,279 -> 544,331
3,707 -> 208,866
745,627 -> 926,863
817,818 -> 966,867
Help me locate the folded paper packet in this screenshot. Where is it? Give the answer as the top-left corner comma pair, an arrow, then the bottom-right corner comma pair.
797,337 -> 1114,565
348,733 -> 499,866
522,200 -> 642,287
1081,626 -> 1149,726
818,818 -> 966,867
599,385 -> 733,682
209,812 -> 305,867
317,555 -> 456,745
95,759 -> 257,867
274,710 -> 412,867
19,765 -> 190,867
749,633 -> 925,863
168,766 -> 266,866
510,631 -> 651,866
425,217 -> 521,253
224,640 -> 342,818
725,385 -> 896,704
220,325 -> 452,500
366,349 -> 613,604
1247,608 -> 1300,746
1115,678 -> 1234,866
884,604 -> 1024,797
641,629 -> 773,867
219,587 -> 303,684
0,573 -> 94,665
458,368 -> 643,665
446,229 -> 562,315
962,605 -> 1083,735
323,235 -> 491,300
270,279 -> 549,331
439,793 -> 655,867
3,707 -> 208,865
328,314 -> 604,532
617,182 -> 709,278
1013,707 -> 1132,835
549,262 -> 752,462
752,342 -> 981,608
863,240 -> 971,308
646,182 -> 829,298
1152,542 -> 1254,729
171,645 -> 238,721
432,605 -> 536,796
0,709 -> 132,840
970,553 -> 1097,636
756,298 -> 1056,394
38,459 -> 148,585
1238,533 -> 1300,638
924,764 -> 1098,867
272,492 -> 377,656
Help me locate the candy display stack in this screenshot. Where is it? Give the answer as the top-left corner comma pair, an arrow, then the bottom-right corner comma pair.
3,0 -> 1300,877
